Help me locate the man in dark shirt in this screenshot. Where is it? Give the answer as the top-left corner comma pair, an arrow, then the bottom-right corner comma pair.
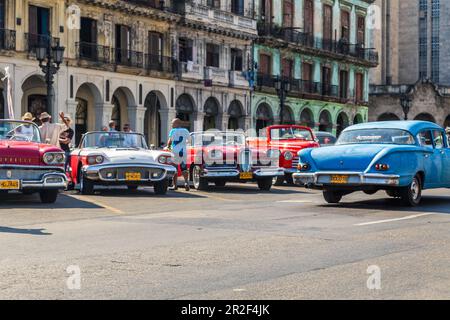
59,116 -> 74,171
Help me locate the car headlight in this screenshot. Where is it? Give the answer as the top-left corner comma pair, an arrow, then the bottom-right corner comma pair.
87,155 -> 104,165
43,152 -> 65,165
158,155 -> 167,164
266,149 -> 281,158
283,151 -> 293,161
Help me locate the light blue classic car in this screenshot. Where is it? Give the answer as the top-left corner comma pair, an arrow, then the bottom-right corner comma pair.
293,121 -> 450,206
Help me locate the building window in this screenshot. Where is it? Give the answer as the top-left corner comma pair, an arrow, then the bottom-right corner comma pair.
431,0 -> 440,83
321,66 -> 332,95
355,73 -> 364,102
231,0 -> 244,15
259,53 -> 271,75
79,17 -> 98,60
179,38 -> 193,62
207,0 -> 220,9
419,0 -> 428,79
0,0 -> 5,29
303,0 -> 314,35
28,5 -> 50,49
357,16 -> 365,46
341,10 -> 350,40
339,70 -> 348,99
206,43 -> 220,67
230,48 -> 243,71
283,0 -> 294,28
281,58 -> 293,79
261,0 -> 272,23
323,4 -> 333,50
115,24 -> 131,64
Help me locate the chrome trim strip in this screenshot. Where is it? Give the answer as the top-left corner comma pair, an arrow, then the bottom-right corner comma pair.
293,171 -> 400,186
82,163 -> 177,182
21,172 -> 68,189
0,164 -> 64,171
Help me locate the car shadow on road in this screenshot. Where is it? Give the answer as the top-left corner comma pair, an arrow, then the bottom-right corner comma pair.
86,188 -> 208,199
0,193 -> 104,210
319,195 -> 450,214
199,184 -> 311,195
0,226 -> 52,235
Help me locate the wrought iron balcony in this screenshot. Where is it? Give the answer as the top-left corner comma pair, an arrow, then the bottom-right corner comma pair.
25,33 -> 60,53
76,42 -> 111,64
125,0 -> 167,10
0,29 -> 16,51
114,48 -> 144,68
145,54 -> 177,73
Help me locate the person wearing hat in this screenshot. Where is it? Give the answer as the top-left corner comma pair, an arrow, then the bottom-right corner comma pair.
39,111 -> 70,148
59,115 -> 74,171
14,112 -> 36,139
166,118 -> 190,191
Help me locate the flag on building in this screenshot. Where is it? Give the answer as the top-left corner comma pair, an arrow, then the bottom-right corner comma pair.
2,66 -> 14,119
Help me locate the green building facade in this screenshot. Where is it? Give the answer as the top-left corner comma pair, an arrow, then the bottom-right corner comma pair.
251,0 -> 378,136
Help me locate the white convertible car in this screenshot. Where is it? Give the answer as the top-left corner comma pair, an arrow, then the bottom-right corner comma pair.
69,131 -> 177,195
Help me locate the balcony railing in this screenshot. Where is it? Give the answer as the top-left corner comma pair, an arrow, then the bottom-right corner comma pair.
114,48 -> 144,68
0,29 -> 16,51
146,54 -> 177,73
257,22 -> 378,64
76,42 -> 111,64
25,33 -> 60,53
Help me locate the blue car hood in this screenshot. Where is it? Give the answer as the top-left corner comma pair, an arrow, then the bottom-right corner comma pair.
310,144 -> 389,171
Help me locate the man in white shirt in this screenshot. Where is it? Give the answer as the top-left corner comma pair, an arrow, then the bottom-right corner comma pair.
39,112 -> 70,148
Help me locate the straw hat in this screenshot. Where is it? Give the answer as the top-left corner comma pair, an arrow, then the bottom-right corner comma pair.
21,112 -> 34,121
39,112 -> 51,120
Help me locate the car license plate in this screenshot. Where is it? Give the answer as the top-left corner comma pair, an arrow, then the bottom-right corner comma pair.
0,180 -> 20,190
239,172 -> 253,180
330,175 -> 349,184
125,172 -> 141,181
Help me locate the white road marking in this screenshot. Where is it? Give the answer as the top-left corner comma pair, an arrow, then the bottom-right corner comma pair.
354,213 -> 436,226
233,288 -> 247,292
277,200 -> 313,203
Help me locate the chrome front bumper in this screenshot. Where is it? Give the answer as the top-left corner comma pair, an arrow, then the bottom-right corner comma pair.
201,167 -> 284,178
83,163 -> 177,182
21,172 -> 68,189
293,171 -> 401,187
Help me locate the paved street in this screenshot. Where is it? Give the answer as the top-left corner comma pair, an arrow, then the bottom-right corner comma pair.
1,184 -> 450,299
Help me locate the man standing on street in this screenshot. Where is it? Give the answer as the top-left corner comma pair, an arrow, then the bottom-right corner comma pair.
39,112 -> 70,148
166,118 -> 190,191
59,115 -> 74,171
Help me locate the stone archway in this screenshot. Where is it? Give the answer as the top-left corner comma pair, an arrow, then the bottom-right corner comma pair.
353,113 -> 363,124
336,112 -> 349,137
318,109 -> 332,132
299,108 -> 315,128
176,93 -> 195,130
228,100 -> 245,130
444,115 -> 450,129
378,113 -> 400,121
281,105 -> 295,125
414,113 -> 436,123
21,74 -> 47,125
74,82 -> 102,144
111,87 -> 135,131
144,91 -> 167,147
203,97 -> 220,131
255,102 -> 274,134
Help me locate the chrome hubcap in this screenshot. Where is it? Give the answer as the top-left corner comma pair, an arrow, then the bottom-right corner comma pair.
410,179 -> 420,200
193,167 -> 200,188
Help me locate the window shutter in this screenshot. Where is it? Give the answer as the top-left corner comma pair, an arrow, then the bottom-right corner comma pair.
302,63 -> 312,81
323,5 -> 332,40
304,0 -> 314,34
259,54 -> 271,75
357,16 -> 365,45
341,11 -> 350,39
29,6 -> 38,36
283,0 -> 294,28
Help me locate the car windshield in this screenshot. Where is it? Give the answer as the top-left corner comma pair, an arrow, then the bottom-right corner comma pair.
192,132 -> 245,147
81,132 -> 148,149
0,120 -> 40,143
316,134 -> 337,145
337,129 -> 416,145
270,127 -> 314,141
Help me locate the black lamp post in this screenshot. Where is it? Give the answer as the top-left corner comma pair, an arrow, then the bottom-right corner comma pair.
35,38 -> 65,118
400,94 -> 412,120
274,76 -> 291,124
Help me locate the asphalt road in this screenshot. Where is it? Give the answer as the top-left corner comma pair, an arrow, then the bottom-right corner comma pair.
1,183 -> 450,299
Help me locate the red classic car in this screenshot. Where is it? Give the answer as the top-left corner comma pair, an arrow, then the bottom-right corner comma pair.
0,120 -> 67,203
248,125 -> 320,185
187,131 -> 284,191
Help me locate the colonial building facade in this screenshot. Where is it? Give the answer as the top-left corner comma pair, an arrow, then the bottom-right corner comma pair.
0,0 -> 257,147
252,0 -> 378,136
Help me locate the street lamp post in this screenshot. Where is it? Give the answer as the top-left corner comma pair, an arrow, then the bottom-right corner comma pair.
400,94 -> 412,120
274,76 -> 291,124
35,38 -> 65,118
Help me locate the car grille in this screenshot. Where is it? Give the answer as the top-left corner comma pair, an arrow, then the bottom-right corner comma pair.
99,167 -> 165,181
205,163 -> 237,169
291,156 -> 299,169
0,168 -> 57,180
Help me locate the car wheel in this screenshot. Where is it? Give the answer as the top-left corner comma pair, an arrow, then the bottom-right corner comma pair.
127,186 -> 138,191
192,165 -> 208,190
154,179 -> 168,195
323,190 -> 343,204
258,178 -> 273,191
214,181 -> 226,187
400,175 -> 422,206
272,176 -> 285,186
80,172 -> 94,195
39,190 -> 58,204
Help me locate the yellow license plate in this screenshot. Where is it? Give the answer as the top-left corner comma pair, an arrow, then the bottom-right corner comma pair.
125,172 -> 141,181
330,175 -> 349,184
239,172 -> 253,180
0,180 -> 20,190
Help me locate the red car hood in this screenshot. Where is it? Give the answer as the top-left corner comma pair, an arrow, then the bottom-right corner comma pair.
269,140 -> 318,152
0,140 -> 60,165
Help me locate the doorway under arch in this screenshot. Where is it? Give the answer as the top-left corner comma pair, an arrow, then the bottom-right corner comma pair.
176,94 -> 195,130
414,113 -> 436,123
228,100 -> 245,130
378,113 -> 400,121
299,108 -> 315,128
144,91 -> 163,147
74,82 -> 102,141
353,113 -> 363,124
281,105 -> 295,125
22,75 -> 47,125
336,112 -> 349,137
318,109 -> 333,132
203,97 -> 220,131
255,103 -> 274,135
111,87 -> 135,131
